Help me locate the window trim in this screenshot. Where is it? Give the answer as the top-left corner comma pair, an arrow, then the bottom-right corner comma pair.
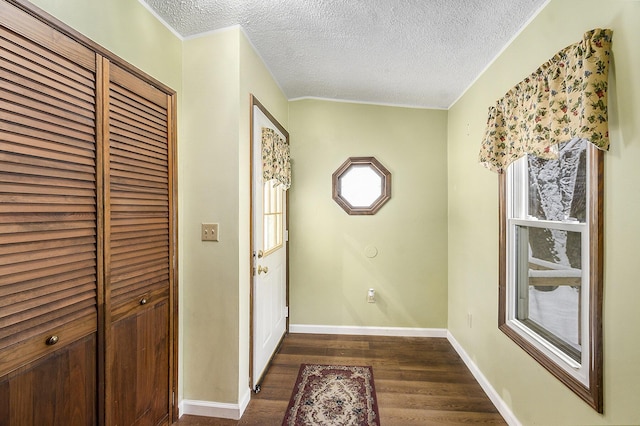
332,157 -> 391,215
498,142 -> 604,413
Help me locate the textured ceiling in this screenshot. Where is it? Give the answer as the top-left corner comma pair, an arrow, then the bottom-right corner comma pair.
140,0 -> 548,109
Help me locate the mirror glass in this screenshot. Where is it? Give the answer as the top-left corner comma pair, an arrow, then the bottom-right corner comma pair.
332,157 -> 391,215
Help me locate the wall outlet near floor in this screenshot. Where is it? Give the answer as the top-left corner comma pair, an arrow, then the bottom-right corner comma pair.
201,223 -> 219,241
367,288 -> 376,303
467,312 -> 473,328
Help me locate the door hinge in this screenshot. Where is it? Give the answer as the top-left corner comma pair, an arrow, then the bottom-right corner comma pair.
285,306 -> 289,318
172,391 -> 175,407
285,230 -> 289,242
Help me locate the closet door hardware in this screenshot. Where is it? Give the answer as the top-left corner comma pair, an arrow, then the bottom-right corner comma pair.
45,336 -> 59,346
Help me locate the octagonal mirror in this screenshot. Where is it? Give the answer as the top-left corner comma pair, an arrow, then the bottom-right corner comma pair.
332,157 -> 391,215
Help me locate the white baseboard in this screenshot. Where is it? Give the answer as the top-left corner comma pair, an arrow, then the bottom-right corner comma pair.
289,324 -> 447,338
238,387 -> 251,418
180,388 -> 252,421
447,332 -> 521,426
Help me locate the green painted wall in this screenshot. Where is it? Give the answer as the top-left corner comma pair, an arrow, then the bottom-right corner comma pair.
181,28 -> 288,404
448,0 -> 640,424
288,100 -> 448,328
181,28 -> 241,404
29,0 -> 181,91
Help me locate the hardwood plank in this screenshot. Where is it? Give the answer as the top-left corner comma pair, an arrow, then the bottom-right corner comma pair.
173,334 -> 506,426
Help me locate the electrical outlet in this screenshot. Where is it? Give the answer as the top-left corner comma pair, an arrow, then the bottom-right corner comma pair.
201,223 -> 219,241
367,288 -> 376,303
467,313 -> 473,328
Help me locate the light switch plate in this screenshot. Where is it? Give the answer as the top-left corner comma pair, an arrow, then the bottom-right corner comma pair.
201,223 -> 219,241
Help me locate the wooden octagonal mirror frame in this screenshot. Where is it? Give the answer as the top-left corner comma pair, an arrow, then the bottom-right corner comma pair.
332,156 -> 391,215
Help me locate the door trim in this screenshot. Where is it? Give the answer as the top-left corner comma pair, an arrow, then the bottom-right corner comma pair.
249,94 -> 289,391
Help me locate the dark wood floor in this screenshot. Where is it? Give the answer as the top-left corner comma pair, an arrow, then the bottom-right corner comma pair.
174,333 -> 506,425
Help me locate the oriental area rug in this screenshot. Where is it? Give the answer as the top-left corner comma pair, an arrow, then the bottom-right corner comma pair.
282,364 -> 380,426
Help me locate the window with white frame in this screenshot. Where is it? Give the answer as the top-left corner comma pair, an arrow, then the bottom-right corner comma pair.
499,138 -> 603,412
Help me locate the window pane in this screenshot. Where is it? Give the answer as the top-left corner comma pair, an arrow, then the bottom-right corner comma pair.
515,225 -> 582,361
269,182 -> 281,213
264,181 -> 271,213
527,139 -> 587,223
263,179 -> 284,253
264,215 -> 276,250
276,215 -> 283,246
276,183 -> 283,212
339,165 -> 383,207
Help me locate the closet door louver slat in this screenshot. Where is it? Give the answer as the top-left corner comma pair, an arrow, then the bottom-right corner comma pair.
0,15 -> 97,380
107,69 -> 169,314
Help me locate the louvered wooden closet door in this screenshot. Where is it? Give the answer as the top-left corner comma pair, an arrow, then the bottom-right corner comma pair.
105,62 -> 174,426
0,1 -> 98,424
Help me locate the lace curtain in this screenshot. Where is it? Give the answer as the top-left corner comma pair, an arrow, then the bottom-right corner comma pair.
479,28 -> 613,173
262,127 -> 291,189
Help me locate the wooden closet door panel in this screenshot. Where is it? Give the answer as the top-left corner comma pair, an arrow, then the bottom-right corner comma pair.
105,62 -> 173,426
0,333 -> 96,426
109,301 -> 169,426
0,0 -> 98,399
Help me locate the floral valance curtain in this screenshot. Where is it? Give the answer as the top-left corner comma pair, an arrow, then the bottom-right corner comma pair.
479,28 -> 613,173
262,127 -> 291,189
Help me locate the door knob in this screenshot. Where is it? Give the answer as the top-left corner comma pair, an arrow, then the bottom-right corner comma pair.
258,265 -> 269,274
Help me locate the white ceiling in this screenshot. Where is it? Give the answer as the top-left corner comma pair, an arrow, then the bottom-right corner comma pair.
140,0 -> 548,109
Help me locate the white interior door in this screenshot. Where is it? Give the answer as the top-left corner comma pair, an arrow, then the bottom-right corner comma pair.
251,101 -> 288,390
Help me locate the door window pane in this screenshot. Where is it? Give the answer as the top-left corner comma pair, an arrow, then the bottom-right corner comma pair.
263,179 -> 284,254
